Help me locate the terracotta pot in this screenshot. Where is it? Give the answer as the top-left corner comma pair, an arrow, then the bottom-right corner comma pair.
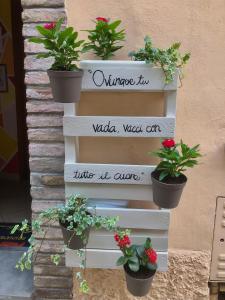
124,265 -> 156,297
47,69 -> 83,103
59,222 -> 90,250
151,171 -> 187,209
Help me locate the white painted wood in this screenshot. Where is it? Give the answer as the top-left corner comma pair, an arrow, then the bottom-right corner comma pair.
65,182 -> 153,201
64,103 -> 78,163
87,207 -> 170,230
164,91 -> 177,117
80,60 -> 178,91
63,116 -> 175,138
87,229 -> 168,251
64,163 -> 155,185
66,249 -> 168,271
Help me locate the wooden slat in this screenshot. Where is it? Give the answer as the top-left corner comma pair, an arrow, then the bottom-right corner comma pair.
64,163 -> 155,185
80,60 -> 178,91
64,103 -> 78,163
87,207 -> 170,230
66,249 -> 168,271
87,229 -> 168,251
63,116 -> 175,138
65,182 -> 153,201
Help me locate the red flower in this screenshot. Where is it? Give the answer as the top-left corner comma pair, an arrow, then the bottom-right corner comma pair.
145,248 -> 157,264
114,234 -> 120,242
44,22 -> 56,30
96,17 -> 108,23
115,233 -> 130,248
162,139 -> 175,148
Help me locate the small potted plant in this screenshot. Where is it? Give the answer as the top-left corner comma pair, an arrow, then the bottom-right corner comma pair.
114,231 -> 158,297
150,139 -> 201,209
11,194 -> 118,293
129,35 -> 190,84
29,18 -> 84,103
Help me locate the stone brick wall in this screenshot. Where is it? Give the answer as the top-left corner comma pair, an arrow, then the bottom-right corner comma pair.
21,1 -> 73,299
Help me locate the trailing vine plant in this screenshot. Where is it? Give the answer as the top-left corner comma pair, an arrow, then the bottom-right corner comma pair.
82,17 -> 126,60
11,195 -> 118,294
129,36 -> 190,84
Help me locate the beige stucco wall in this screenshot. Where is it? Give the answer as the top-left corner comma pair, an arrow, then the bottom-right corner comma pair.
66,0 -> 225,251
65,1 -> 225,298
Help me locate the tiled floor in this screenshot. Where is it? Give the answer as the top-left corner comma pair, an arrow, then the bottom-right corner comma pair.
0,179 -> 33,299
0,247 -> 33,299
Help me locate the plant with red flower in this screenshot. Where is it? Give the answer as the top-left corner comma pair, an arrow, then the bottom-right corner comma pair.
96,17 -> 109,23
115,232 -> 158,273
29,18 -> 84,71
150,139 -> 201,181
44,22 -> 56,30
82,18 -> 125,60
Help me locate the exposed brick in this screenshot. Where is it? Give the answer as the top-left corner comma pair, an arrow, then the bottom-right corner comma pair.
34,226 -> 63,240
37,240 -> 65,253
34,276 -> 73,288
24,39 -> 46,53
26,101 -> 63,114
22,8 -> 66,23
22,0 -> 64,8
31,173 -> 64,186
27,114 -> 63,128
29,157 -> 64,172
27,87 -> 52,100
29,143 -> 64,157
32,200 -> 64,212
34,265 -> 72,277
35,253 -> 65,265
25,55 -> 53,70
31,186 -> 65,200
28,128 -> 63,142
34,288 -> 72,299
25,72 -> 49,85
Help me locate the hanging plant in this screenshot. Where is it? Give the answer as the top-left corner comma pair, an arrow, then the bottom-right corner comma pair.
82,17 -> 126,60
150,139 -> 201,208
29,18 -> 85,102
114,230 -> 158,297
11,195 -> 118,294
129,36 -> 190,84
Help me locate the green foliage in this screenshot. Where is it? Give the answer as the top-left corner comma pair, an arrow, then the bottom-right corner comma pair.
29,18 -> 84,70
11,194 -> 118,294
115,234 -> 158,273
151,140 -> 201,181
129,36 -> 190,84
82,18 -> 126,60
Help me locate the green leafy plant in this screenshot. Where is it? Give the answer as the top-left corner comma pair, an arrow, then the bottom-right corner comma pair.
151,139 -> 201,181
29,18 -> 84,70
82,17 -> 126,60
114,230 -> 158,272
11,195 -> 118,294
129,36 -> 190,84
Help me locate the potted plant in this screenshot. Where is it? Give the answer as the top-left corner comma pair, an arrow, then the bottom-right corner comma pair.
11,194 -> 118,293
114,230 -> 158,297
29,18 -> 84,103
150,139 -> 201,209
129,35 -> 191,84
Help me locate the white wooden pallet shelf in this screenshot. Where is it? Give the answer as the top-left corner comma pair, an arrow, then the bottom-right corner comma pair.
64,60 -> 178,271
